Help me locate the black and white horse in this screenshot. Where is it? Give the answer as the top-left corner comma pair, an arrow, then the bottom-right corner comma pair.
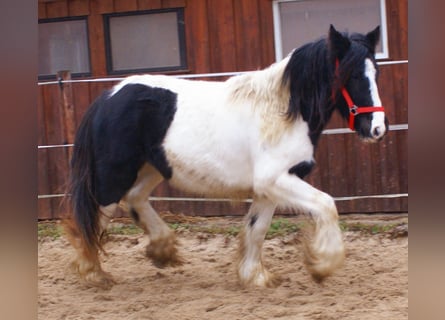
66,25 -> 388,288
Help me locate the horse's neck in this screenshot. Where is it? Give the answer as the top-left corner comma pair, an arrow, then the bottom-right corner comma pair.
226,57 -> 290,107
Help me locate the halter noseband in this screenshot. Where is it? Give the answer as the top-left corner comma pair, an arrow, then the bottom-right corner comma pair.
335,59 -> 385,131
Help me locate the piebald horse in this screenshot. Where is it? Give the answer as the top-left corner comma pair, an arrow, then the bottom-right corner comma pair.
66,25 -> 388,288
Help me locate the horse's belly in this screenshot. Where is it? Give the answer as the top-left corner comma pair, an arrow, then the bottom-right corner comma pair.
164,150 -> 253,198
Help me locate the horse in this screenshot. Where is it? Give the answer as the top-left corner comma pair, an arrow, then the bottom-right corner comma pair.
65,25 -> 388,289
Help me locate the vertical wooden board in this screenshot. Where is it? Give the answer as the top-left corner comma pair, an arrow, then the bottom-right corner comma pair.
326,134 -> 349,198
45,86 -> 71,208
40,86 -> 55,217
162,0 -> 186,8
114,0 -> 138,12
137,0 -> 162,10
378,130 -> 406,214
68,0 -> 90,16
391,64 -> 408,124
51,144 -> 70,198
88,81 -> 114,103
356,140 -> 376,197
46,0 -> 69,18
184,0 -> 211,73
306,160 -> 322,190
386,0 -> 408,60
38,3 -> 47,19
343,134 -> 361,212
38,198 -> 55,220
207,0 -> 237,72
71,83 -> 91,127
90,0 -> 114,14
395,0 -> 408,59
396,130 -> 408,195
378,65 -> 397,123
233,0 -> 262,70
88,13 -> 107,76
313,136 -> 331,196
38,86 -> 52,219
257,0 -> 275,67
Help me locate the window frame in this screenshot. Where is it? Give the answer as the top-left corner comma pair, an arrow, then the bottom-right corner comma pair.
103,8 -> 188,75
272,0 -> 389,61
38,16 -> 92,80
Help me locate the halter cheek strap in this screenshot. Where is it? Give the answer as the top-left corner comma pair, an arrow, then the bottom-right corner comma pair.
335,59 -> 385,131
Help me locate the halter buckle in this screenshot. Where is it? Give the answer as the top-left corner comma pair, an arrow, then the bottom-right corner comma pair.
349,105 -> 358,115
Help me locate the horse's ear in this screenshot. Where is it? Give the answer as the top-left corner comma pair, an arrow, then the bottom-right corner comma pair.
366,26 -> 381,51
328,24 -> 351,60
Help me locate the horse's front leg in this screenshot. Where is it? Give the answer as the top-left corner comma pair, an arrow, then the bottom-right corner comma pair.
265,173 -> 345,282
237,198 -> 280,287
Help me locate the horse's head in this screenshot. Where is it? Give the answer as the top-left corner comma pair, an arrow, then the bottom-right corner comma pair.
329,25 -> 388,142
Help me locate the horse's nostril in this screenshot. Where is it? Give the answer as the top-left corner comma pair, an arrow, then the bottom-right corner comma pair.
373,127 -> 380,137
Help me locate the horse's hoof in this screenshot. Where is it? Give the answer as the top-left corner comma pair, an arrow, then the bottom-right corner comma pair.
264,273 -> 283,288
238,265 -> 281,288
304,243 -> 345,283
83,270 -> 116,289
146,242 -> 184,268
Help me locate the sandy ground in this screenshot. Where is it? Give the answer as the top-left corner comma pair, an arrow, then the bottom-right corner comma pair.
38,214 -> 408,320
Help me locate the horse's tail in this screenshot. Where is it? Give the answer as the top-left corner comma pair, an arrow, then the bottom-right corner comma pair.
66,100 -> 103,258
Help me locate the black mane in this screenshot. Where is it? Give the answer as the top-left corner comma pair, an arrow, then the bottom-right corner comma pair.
282,32 -> 372,145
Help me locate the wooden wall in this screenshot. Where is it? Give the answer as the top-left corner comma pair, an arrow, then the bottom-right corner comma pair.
38,0 -> 408,219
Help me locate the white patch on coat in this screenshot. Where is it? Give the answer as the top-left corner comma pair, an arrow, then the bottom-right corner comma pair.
364,58 -> 386,139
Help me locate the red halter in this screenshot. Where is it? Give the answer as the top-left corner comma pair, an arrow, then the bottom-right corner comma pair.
335,59 -> 385,131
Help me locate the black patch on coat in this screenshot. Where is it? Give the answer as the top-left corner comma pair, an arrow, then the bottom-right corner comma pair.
288,160 -> 315,179
249,214 -> 258,227
90,83 -> 177,206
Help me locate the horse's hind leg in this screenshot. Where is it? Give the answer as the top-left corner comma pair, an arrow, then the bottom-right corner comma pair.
66,203 -> 117,288
237,198 -> 279,287
124,164 -> 183,268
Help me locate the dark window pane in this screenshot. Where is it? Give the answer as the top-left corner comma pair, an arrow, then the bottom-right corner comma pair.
105,9 -> 187,74
39,18 -> 90,77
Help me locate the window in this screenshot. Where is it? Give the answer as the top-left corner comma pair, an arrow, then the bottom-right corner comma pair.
273,0 -> 389,60
38,17 -> 91,79
104,8 -> 187,74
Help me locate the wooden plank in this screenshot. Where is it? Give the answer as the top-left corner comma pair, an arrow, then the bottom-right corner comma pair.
72,83 -> 91,126
184,0 -> 210,73
327,133 -> 349,198
90,0 -> 114,14
57,71 -> 76,162
46,0 -> 68,18
38,3 -> 47,19
257,0 -> 275,67
396,0 -> 408,59
38,86 -> 53,219
137,0 -> 162,10
41,85 -> 64,216
162,0 -> 186,9
68,0 -> 90,16
395,130 -> 408,211
392,64 -> 408,124
114,0 -> 138,12
233,0 -> 262,70
386,0 -> 408,60
88,81 -> 114,104
207,0 -> 237,72
87,13 -> 107,76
